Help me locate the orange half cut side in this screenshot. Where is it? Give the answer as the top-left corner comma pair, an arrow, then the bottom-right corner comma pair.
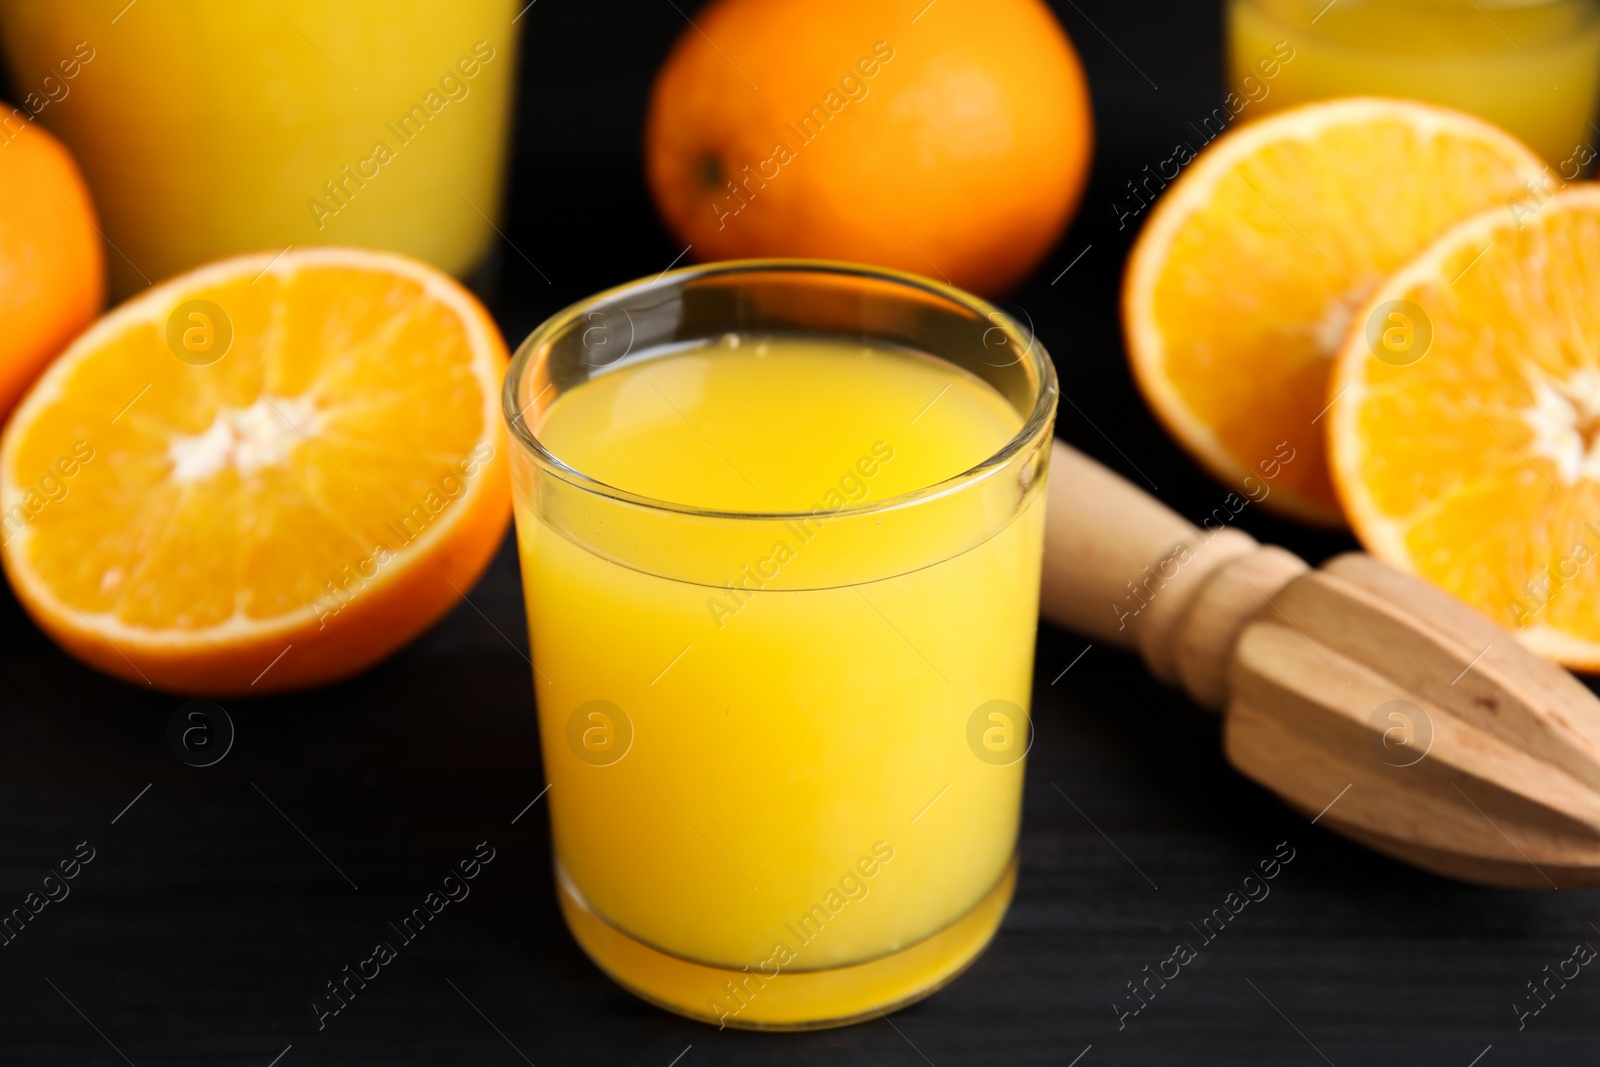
0,247 -> 512,695
1328,187 -> 1600,670
1124,97 -> 1546,524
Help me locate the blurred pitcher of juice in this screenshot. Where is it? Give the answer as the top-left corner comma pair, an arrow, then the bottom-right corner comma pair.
0,0 -> 519,295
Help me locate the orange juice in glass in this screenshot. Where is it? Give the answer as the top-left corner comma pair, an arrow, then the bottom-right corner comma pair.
0,0 -> 519,295
504,262 -> 1056,1029
1228,0 -> 1600,165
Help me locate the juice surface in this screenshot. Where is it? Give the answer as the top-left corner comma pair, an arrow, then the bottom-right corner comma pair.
1229,0 -> 1600,166
537,335 -> 1020,511
0,0 -> 518,295
516,333 -> 1045,1005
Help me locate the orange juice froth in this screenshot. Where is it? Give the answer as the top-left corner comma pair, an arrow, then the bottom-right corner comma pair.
516,333 -> 1047,1026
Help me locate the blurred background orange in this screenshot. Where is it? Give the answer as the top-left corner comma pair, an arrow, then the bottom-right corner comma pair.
0,114 -> 101,422
643,0 -> 1093,296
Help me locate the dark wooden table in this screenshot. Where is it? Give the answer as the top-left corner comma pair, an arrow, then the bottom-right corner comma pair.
4,2 -> 1598,1063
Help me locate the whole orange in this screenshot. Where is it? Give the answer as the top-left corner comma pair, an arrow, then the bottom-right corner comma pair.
0,107 -> 103,422
644,0 -> 1093,296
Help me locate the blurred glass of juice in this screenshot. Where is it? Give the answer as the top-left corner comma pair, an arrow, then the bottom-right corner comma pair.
0,0 -> 519,296
1228,0 -> 1600,166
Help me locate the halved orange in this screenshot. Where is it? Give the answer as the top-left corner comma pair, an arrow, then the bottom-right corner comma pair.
1124,98 -> 1546,525
0,247 -> 511,695
1329,186 -> 1600,671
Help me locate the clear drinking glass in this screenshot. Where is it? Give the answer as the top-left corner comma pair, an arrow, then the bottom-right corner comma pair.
503,261 -> 1057,1029
0,0 -> 520,296
1227,0 -> 1600,166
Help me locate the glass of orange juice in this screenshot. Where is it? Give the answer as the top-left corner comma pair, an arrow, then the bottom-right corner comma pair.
0,0 -> 519,296
1227,0 -> 1600,166
503,261 -> 1057,1029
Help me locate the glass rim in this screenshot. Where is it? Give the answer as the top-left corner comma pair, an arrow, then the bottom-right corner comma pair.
502,258 -> 1059,523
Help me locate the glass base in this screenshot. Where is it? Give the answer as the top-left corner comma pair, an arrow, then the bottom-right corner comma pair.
556,855 -> 1018,1031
